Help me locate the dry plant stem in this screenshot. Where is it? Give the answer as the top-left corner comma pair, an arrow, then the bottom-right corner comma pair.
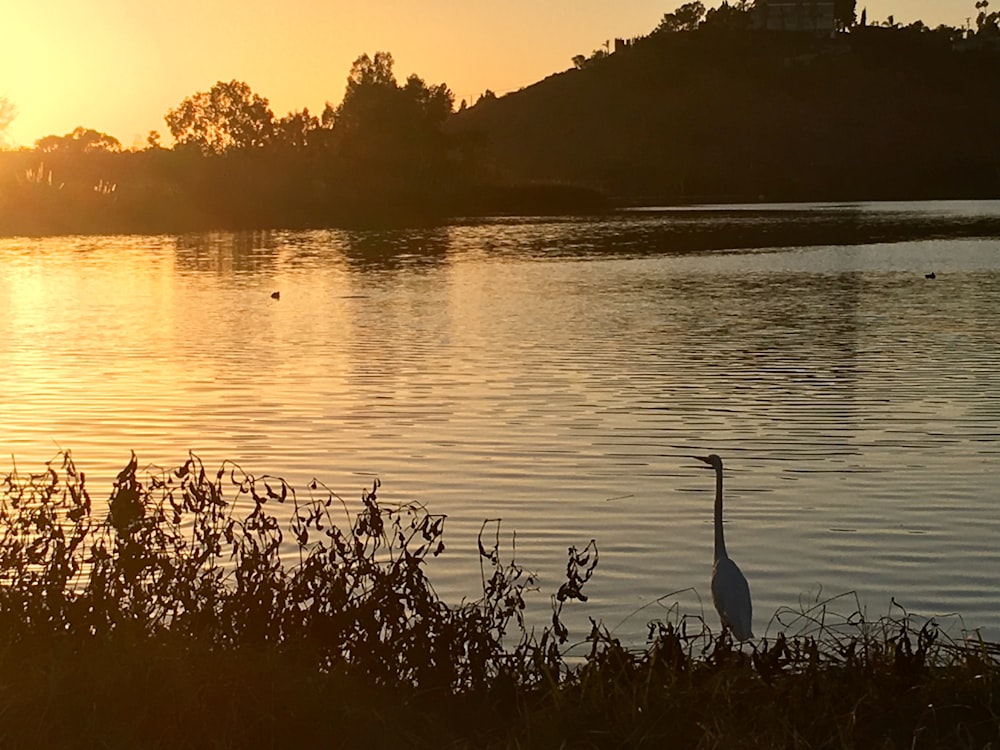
0,451 -> 997,749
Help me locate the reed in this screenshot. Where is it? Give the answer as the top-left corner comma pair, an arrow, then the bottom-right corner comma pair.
0,452 -> 997,748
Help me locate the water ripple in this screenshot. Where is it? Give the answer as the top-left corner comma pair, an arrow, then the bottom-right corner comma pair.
2,202 -> 1000,645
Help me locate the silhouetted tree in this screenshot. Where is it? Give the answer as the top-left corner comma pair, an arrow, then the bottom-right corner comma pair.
165,80 -> 275,154
320,103 -> 337,129
404,74 -> 454,126
329,52 -> 399,140
656,1 -> 706,32
834,0 -> 857,29
702,1 -> 752,30
325,51 -> 455,217
272,108 -> 321,150
976,0 -> 1000,35
332,52 -> 453,140
35,127 -> 122,153
572,48 -> 610,69
930,22 -> 965,43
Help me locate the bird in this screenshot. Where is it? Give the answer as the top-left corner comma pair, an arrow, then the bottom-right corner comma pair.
925,272 -> 936,279
692,454 -> 754,641
270,291 -> 280,300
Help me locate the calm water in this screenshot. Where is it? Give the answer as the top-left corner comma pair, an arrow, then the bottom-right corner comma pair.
2,200 -> 1000,646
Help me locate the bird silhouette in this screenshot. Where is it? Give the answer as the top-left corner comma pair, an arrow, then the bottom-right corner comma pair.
693,454 -> 754,641
270,291 -> 280,300
925,272 -> 936,279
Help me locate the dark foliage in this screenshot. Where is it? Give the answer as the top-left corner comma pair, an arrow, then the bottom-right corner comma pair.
0,451 -> 556,691
0,452 -> 998,748
8,18 -> 1000,235
453,25 -> 1000,204
0,52 -> 605,236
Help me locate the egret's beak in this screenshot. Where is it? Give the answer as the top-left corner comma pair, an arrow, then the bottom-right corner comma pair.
688,455 -> 712,466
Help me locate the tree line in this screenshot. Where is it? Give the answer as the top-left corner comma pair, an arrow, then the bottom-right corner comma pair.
6,0 -> 998,233
571,0 -> 993,69
0,52 -> 604,235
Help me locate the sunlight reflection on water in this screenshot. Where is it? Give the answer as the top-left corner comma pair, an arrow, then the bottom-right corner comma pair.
2,201 -> 1000,646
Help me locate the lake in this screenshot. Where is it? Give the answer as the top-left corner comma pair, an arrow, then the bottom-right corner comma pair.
2,200 -> 999,647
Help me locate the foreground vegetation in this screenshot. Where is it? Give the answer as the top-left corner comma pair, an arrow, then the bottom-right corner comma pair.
0,452 -> 998,748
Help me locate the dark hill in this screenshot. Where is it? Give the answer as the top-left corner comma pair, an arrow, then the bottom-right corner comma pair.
451,28 -> 1000,204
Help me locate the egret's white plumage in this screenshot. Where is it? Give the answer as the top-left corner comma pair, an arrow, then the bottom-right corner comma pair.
695,454 -> 754,641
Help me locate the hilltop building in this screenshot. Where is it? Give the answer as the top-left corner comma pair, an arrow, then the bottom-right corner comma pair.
754,0 -> 836,33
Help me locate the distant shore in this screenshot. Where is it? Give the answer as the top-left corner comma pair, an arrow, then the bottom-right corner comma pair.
0,175 -> 610,237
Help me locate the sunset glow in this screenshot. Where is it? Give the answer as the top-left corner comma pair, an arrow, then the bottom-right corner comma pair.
1,0 -> 975,149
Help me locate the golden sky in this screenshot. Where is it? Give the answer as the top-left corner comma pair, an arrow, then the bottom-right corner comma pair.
0,1 -> 975,149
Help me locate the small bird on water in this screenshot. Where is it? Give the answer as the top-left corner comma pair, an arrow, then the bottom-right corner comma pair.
271,291 -> 280,299
925,272 -> 936,279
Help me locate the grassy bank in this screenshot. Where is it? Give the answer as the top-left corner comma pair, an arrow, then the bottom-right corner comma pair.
1,452 -> 997,748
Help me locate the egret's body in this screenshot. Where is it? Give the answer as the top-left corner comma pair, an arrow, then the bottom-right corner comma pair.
696,454 -> 753,641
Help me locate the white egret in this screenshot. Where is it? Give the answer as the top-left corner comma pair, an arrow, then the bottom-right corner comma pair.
693,454 -> 754,641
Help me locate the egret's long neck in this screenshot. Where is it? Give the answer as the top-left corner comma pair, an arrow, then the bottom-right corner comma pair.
714,467 -> 727,561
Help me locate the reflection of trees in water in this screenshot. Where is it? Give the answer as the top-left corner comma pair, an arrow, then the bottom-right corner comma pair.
339,227 -> 452,273
169,227 -> 453,278
173,231 -> 279,275
475,210 -> 873,259
334,228 -> 455,411
516,206 -> 1000,260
